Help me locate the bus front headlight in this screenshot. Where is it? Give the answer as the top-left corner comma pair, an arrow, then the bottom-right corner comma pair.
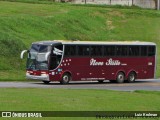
41,73 -> 48,77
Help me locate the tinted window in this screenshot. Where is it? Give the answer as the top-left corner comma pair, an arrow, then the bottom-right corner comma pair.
39,45 -> 48,52
30,44 -> 50,53
116,46 -> 128,56
148,46 -> 155,56
30,44 -> 39,52
129,46 -> 139,56
104,46 -> 115,56
78,45 -> 90,56
141,46 -> 147,56
65,45 -> 76,56
91,46 -> 103,56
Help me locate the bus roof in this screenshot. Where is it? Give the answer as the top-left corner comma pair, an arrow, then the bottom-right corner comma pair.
32,41 -> 61,46
32,40 -> 156,46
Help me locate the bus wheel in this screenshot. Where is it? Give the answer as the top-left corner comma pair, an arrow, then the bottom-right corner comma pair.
60,73 -> 71,84
116,72 -> 125,83
127,72 -> 136,83
43,81 -> 50,84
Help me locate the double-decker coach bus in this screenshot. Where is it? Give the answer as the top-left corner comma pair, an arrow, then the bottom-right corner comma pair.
20,40 -> 156,84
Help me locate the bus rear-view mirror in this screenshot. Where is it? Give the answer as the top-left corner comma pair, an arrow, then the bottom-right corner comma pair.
45,52 -> 50,61
20,50 -> 27,59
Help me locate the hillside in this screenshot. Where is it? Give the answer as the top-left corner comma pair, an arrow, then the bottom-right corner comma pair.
0,1 -> 160,80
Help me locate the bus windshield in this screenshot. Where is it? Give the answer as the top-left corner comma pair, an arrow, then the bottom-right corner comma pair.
27,44 -> 51,70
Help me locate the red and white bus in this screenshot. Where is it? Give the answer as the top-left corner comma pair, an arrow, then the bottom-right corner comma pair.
21,40 -> 156,84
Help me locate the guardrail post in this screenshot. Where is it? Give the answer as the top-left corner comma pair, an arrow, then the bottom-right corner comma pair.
158,0 -> 160,10
85,0 -> 86,4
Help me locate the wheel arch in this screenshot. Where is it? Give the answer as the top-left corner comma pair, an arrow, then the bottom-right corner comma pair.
61,70 -> 72,79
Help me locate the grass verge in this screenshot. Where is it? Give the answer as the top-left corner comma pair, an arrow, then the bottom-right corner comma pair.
0,88 -> 160,111
0,88 -> 160,120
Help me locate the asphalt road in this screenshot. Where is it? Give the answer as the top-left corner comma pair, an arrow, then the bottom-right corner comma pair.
0,79 -> 160,91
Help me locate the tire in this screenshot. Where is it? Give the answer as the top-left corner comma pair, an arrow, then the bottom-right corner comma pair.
43,81 -> 50,84
116,72 -> 125,83
127,72 -> 136,83
60,73 -> 71,84
98,80 -> 104,83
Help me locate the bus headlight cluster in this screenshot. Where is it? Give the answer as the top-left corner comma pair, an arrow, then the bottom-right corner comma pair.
26,71 -> 32,75
26,72 -> 30,76
41,74 -> 48,77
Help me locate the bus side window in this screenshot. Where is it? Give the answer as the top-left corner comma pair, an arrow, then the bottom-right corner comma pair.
64,46 -> 69,56
104,46 -> 115,56
91,46 -> 103,56
141,46 -> 147,56
116,46 -> 128,56
78,46 -> 90,56
65,45 -> 76,56
148,46 -> 155,56
129,46 -> 139,56
96,46 -> 103,56
70,46 -> 76,55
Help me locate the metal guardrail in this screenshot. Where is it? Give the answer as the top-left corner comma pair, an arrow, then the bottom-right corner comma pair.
59,0 -> 160,10
158,0 -> 160,10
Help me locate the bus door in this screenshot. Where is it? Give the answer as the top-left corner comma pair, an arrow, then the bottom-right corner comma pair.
49,44 -> 63,80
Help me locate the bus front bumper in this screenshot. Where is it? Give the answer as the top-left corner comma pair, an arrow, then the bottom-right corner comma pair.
26,74 -> 49,81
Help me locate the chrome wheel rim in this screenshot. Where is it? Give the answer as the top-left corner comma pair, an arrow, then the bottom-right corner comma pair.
129,74 -> 135,81
63,75 -> 69,82
118,74 -> 124,81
